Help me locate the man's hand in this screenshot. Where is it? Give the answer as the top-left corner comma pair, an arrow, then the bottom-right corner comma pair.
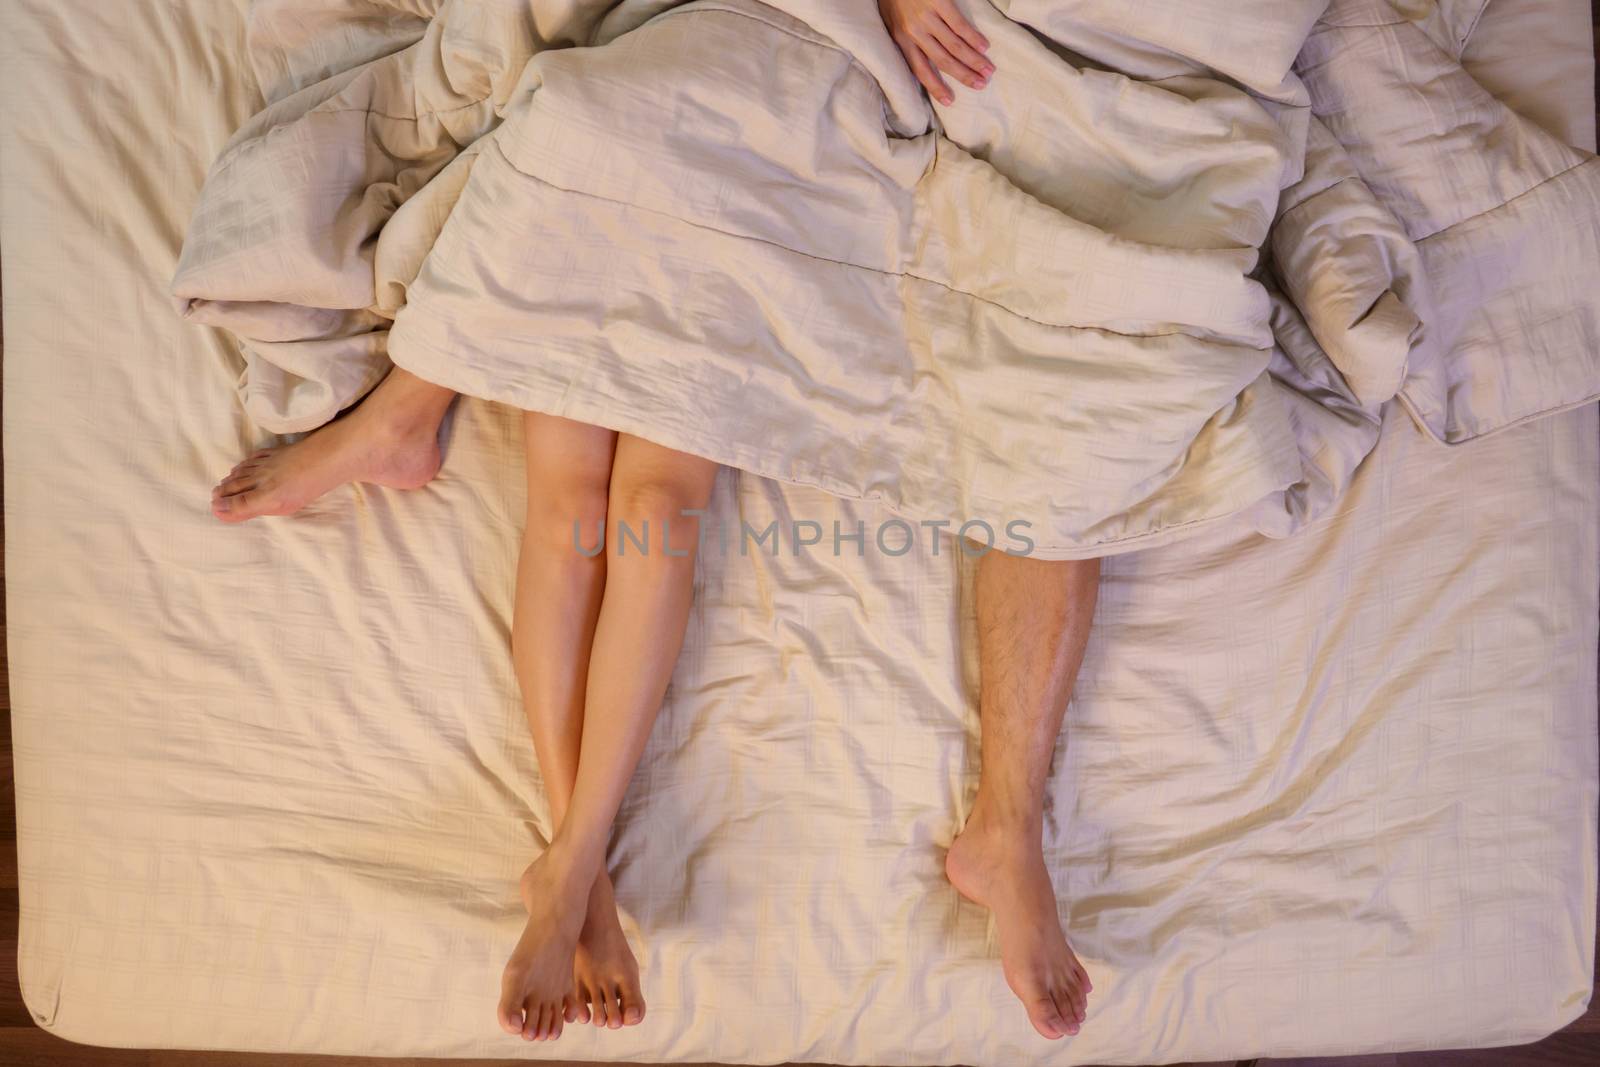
878,0 -> 993,106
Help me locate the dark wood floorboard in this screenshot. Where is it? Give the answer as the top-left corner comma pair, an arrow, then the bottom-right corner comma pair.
3,7 -> 1599,1067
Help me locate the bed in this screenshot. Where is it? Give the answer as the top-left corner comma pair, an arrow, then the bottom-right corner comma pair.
2,0 -> 1595,1063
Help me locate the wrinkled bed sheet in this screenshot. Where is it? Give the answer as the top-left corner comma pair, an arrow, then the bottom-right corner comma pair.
171,0 -> 1600,557
3,0 -> 1597,1063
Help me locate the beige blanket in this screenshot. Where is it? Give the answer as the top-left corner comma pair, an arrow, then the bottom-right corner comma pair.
4,0 -> 1596,1062
172,0 -> 1600,558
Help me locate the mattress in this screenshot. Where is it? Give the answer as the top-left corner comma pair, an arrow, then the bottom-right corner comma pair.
2,1 -> 1595,1063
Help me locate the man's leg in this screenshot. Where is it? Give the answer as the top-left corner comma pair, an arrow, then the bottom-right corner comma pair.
211,367 -> 455,521
509,413 -> 645,1036
945,549 -> 1100,1040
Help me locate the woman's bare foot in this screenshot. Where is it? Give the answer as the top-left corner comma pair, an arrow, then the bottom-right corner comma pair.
210,368 -> 454,522
562,873 -> 646,1029
945,809 -> 1092,1040
499,853 -> 590,1042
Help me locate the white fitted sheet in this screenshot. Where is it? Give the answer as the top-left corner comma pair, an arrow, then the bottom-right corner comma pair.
3,0 -> 1595,1062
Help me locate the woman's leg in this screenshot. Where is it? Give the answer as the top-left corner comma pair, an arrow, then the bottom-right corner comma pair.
499,432 -> 720,1042
507,413 -> 645,1035
211,367 -> 455,522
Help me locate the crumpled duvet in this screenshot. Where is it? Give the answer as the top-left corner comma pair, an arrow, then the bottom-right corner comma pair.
171,0 -> 1600,558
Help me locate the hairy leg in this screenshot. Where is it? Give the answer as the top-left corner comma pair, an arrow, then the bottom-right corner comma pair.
945,550 -> 1100,1040
211,367 -> 455,522
499,432 -> 719,1040
503,413 -> 647,1042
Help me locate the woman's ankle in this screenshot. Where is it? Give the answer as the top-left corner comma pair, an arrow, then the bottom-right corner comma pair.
536,833 -> 605,893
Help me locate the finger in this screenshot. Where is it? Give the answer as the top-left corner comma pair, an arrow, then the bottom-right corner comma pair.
899,37 -> 954,105
918,31 -> 987,91
933,0 -> 989,51
928,20 -> 993,82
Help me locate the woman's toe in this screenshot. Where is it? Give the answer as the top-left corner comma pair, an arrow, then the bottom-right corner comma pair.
621,985 -> 645,1026
496,989 -> 524,1036
606,986 -> 624,1029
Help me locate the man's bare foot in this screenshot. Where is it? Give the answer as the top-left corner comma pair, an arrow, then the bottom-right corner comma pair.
210,368 -> 454,522
945,809 -> 1092,1040
499,854 -> 590,1041
560,872 -> 646,1029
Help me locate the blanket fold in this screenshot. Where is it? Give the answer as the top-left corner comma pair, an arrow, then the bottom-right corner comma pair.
171,0 -> 1600,556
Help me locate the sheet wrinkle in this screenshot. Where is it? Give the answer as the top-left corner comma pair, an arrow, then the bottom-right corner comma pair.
1408,155 -> 1599,243
393,317 -> 1293,559
481,138 -> 1261,347
171,0 -> 1600,560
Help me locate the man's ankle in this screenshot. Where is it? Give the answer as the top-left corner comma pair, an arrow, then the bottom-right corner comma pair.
966,793 -> 1044,844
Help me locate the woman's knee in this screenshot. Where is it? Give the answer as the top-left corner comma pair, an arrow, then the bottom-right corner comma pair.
528,412 -> 620,556
526,477 -> 609,556
607,457 -> 717,525
523,442 -> 613,555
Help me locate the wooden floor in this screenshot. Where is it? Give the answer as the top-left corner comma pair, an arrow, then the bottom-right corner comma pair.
5,8 -> 1600,1067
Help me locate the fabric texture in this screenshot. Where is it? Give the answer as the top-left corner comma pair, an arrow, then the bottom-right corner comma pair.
169,0 -> 1600,558
3,0 -> 1596,1063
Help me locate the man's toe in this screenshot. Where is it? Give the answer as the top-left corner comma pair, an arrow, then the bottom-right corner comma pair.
1063,977 -> 1087,1022
1060,986 -> 1084,1030
1027,995 -> 1069,1039
214,490 -> 256,520
1069,954 -> 1091,991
